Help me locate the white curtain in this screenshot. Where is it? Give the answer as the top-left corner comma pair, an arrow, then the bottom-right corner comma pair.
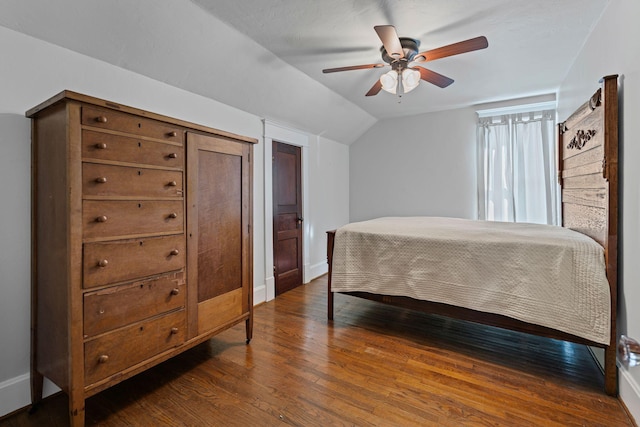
477,110 -> 558,225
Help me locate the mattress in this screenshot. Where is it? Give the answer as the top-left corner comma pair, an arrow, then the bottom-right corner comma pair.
331,217 -> 610,344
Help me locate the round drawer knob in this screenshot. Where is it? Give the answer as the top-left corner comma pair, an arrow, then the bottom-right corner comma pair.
98,259 -> 109,268
95,177 -> 108,183
170,249 -> 179,256
95,116 -> 108,123
168,212 -> 178,219
168,181 -> 177,187
98,355 -> 109,364
167,131 -> 178,137
96,215 -> 108,223
168,153 -> 178,159
95,143 -> 107,150
170,327 -> 179,335
170,288 -> 180,296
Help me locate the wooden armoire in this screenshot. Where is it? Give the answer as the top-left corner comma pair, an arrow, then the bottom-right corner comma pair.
27,91 -> 255,427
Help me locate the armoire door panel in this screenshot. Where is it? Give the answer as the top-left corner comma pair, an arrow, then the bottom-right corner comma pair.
197,288 -> 243,335
196,150 -> 243,302
186,131 -> 251,339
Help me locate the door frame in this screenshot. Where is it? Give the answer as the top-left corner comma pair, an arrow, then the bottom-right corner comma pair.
263,120 -> 309,302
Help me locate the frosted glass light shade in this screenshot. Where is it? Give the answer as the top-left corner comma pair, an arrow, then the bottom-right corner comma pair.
402,68 -> 420,93
379,68 -> 421,95
380,70 -> 398,94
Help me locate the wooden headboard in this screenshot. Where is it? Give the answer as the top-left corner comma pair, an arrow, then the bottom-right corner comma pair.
558,74 -> 618,277
558,74 -> 619,392
559,75 -> 618,248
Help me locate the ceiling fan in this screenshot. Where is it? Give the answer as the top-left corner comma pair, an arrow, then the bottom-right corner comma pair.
322,25 -> 488,97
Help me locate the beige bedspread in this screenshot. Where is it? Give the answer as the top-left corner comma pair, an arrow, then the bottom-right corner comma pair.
331,217 -> 610,344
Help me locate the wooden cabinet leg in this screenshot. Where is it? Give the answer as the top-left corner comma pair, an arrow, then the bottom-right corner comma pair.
245,317 -> 253,344
29,370 -> 43,414
69,397 -> 85,427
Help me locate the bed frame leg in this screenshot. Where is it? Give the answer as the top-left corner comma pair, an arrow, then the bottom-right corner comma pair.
327,230 -> 335,321
328,288 -> 334,320
604,343 -> 618,395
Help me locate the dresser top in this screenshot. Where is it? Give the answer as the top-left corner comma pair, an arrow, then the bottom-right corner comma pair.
26,90 -> 258,144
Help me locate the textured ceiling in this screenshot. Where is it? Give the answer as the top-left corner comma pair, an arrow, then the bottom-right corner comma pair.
193,0 -> 610,118
0,0 -> 610,143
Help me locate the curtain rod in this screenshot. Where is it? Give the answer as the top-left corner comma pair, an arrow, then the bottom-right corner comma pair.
476,101 -> 557,118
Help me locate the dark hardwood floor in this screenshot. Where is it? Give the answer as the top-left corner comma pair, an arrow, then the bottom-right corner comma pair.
2,275 -> 634,426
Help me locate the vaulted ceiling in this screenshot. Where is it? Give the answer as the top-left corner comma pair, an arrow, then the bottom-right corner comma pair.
197,0 -> 609,118
0,0 -> 609,143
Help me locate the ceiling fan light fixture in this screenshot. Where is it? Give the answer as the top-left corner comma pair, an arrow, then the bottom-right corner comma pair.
322,26 -> 487,98
380,70 -> 398,94
402,68 -> 420,93
380,68 -> 421,95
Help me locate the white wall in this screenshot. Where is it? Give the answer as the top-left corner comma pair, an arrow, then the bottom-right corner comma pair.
308,135 -> 350,276
557,0 -> 640,421
0,0 -> 377,146
0,26 -> 350,417
349,107 -> 478,222
0,115 -> 32,414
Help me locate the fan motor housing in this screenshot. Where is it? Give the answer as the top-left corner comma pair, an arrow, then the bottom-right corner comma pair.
380,37 -> 420,64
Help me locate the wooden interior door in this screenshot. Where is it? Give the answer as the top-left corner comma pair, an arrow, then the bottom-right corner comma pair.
187,132 -> 251,338
272,141 -> 303,295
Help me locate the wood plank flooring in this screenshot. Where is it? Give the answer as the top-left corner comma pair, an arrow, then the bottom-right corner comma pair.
2,275 -> 634,426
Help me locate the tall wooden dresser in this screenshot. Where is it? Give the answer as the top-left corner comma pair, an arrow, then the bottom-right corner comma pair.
27,91 -> 255,427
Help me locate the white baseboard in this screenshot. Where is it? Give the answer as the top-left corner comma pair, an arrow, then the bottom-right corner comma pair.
0,374 -> 59,418
306,260 -> 328,282
253,282 -> 266,305
0,373 -> 29,417
265,276 -> 275,302
620,366 -> 640,424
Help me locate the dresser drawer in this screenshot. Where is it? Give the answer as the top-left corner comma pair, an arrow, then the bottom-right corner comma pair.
84,272 -> 185,337
82,130 -> 183,169
83,200 -> 183,240
83,235 -> 185,288
83,163 -> 183,199
84,309 -> 185,385
82,106 -> 183,142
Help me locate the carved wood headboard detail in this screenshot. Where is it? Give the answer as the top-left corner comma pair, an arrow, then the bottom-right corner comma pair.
566,129 -> 597,150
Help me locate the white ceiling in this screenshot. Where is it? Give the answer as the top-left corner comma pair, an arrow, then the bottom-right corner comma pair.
193,0 -> 609,118
0,0 -> 610,143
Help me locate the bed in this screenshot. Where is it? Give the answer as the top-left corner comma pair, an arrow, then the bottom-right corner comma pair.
326,75 -> 619,395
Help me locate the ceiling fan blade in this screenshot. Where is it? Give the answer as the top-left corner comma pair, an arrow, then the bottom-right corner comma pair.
374,25 -> 405,59
323,63 -> 386,73
365,80 -> 382,97
414,36 -> 488,62
416,66 -> 454,88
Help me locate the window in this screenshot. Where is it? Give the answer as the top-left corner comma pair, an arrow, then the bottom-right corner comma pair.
477,104 -> 558,225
